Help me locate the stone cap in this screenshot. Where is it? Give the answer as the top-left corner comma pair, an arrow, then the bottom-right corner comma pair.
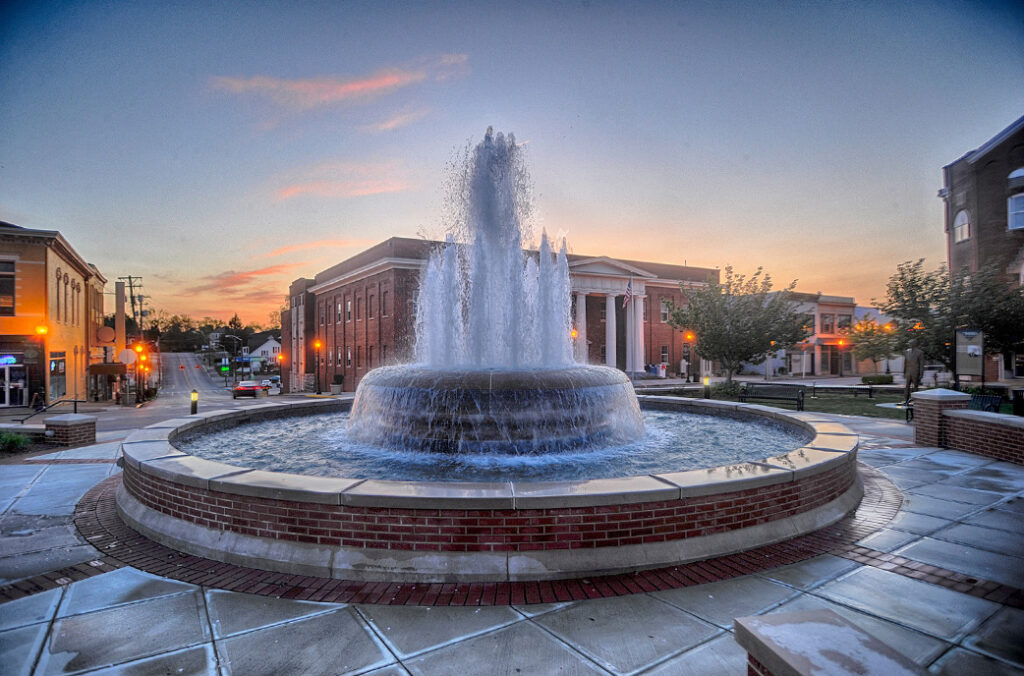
945,408 -> 1024,429
44,414 -> 98,426
911,388 -> 970,403
734,610 -> 924,676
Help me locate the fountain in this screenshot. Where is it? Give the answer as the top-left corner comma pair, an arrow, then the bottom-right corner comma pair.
114,129 -> 863,585
348,128 -> 643,455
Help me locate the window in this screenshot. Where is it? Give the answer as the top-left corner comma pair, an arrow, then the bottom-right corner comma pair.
660,300 -> 669,323
820,313 -> 834,334
382,291 -> 389,317
953,210 -> 971,242
0,261 -> 13,316
368,345 -> 374,367
346,300 -> 352,322
803,313 -> 815,333
660,345 -> 669,363
336,303 -> 342,323
368,295 -> 375,319
600,305 -> 606,320
319,303 -> 325,326
356,297 -> 363,321
356,346 -> 362,368
837,314 -> 852,330
381,344 -> 388,364
1009,193 -> 1024,231
346,348 -> 352,367
600,345 -> 607,362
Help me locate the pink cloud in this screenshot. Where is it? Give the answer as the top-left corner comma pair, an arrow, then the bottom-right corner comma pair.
186,263 -> 307,295
363,109 -> 431,132
274,161 -> 413,201
211,54 -> 467,111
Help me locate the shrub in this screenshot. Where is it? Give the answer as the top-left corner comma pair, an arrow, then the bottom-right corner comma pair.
332,374 -> 345,385
711,381 -> 742,399
861,374 -> 893,385
0,431 -> 30,454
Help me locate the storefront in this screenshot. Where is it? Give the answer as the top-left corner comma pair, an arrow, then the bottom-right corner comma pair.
0,339 -> 45,408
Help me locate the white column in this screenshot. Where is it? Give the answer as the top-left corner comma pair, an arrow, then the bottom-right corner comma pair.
574,292 -> 588,362
624,297 -> 634,373
633,296 -> 646,373
605,294 -> 617,368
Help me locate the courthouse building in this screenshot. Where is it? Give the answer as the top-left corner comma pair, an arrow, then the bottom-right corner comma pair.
282,237 -> 720,393
0,222 -> 108,406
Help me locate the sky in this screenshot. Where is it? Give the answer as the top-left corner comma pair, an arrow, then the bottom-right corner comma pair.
2,0 -> 1022,326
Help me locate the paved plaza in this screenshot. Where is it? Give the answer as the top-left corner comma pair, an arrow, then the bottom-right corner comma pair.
1,403 -> 1022,675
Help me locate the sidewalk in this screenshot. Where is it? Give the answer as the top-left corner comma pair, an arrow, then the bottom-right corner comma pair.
1,413 -> 1022,674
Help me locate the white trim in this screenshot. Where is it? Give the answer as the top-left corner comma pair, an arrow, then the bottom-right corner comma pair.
309,257 -> 425,294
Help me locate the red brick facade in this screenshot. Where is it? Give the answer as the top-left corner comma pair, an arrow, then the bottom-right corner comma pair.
121,460 -> 856,554
944,413 -> 1024,465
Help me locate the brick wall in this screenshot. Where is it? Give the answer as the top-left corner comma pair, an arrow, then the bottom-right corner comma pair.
944,411 -> 1024,465
121,460 -> 856,553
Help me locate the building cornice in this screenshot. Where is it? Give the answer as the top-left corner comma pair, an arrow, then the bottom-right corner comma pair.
308,257 -> 426,295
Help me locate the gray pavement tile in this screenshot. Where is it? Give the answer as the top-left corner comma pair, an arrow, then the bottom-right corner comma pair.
43,441 -> 122,461
532,594 -> 719,673
362,666 -> 412,676
757,554 -> 858,590
638,633 -> 745,675
930,523 -> 1024,558
964,508 -> 1024,533
0,522 -> 84,557
994,496 -> 1024,514
0,465 -> 45,513
36,591 -> 210,675
0,544 -> 101,585
816,566 -> 1000,641
963,607 -> 1024,669
216,607 -> 393,676
357,603 -> 521,659
0,587 -> 61,631
928,647 -> 1024,676
58,568 -> 198,618
206,589 -> 339,638
770,591 -> 949,666
9,464 -> 114,516
897,537 -> 1024,588
885,510 -> 953,536
907,483 -> 1005,507
510,601 -> 573,617
893,457 -> 972,478
86,644 -> 218,676
920,450 -> 996,469
874,466 -> 932,489
938,464 -> 1024,494
0,622 -> 50,676
900,493 -> 985,520
402,621 -> 606,676
857,528 -> 922,552
855,447 -> 935,468
651,575 -> 798,629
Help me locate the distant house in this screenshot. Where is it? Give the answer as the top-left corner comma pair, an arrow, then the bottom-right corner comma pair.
247,334 -> 281,374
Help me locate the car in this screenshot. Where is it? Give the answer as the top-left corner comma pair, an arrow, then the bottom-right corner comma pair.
232,380 -> 263,398
260,379 -> 273,390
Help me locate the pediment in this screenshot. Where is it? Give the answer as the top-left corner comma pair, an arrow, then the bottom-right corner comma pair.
569,257 -> 655,278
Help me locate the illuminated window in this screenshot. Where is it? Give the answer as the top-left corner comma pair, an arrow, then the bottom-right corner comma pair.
336,303 -> 342,323
837,314 -> 852,330
346,299 -> 352,322
820,313 -> 834,334
0,261 -> 13,316
953,210 -> 971,242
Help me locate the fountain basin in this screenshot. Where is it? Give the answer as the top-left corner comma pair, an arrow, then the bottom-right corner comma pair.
116,396 -> 862,583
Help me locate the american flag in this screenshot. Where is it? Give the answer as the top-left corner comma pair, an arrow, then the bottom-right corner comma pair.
623,278 -> 633,308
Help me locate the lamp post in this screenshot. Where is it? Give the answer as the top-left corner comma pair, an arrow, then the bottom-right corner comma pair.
190,389 -> 198,415
34,325 -> 48,408
313,339 -> 322,394
683,331 -> 695,382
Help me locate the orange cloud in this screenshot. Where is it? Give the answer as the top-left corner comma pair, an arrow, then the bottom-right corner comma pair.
211,54 -> 467,111
275,161 -> 413,201
186,263 -> 307,295
363,109 -> 431,132
260,239 -> 374,258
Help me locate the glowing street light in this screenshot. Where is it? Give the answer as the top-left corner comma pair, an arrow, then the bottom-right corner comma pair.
313,339 -> 322,394
190,389 -> 198,415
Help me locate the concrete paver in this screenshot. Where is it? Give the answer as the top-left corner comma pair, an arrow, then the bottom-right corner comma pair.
0,401 -> 1022,674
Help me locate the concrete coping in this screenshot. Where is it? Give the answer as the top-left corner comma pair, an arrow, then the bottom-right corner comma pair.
944,408 -> 1024,430
734,610 -> 925,676
119,396 -> 858,509
911,388 -> 970,403
44,413 -> 98,426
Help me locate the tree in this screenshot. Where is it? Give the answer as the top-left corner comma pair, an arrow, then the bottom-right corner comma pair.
842,315 -> 897,373
667,266 -> 809,383
876,259 -> 1024,376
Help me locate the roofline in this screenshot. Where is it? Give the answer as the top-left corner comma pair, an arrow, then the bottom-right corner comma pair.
0,222 -> 103,281
956,115 -> 1024,167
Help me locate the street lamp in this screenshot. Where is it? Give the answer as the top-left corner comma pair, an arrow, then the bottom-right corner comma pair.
313,339 -> 322,394
34,325 -> 48,408
190,389 -> 198,415
683,331 -> 695,382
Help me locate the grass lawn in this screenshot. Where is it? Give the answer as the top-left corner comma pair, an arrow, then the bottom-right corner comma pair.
661,388 -> 910,419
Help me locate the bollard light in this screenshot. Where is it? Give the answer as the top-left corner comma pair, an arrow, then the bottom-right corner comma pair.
190,389 -> 198,415
702,375 -> 711,399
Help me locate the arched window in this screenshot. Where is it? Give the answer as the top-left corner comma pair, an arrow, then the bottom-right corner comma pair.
953,210 -> 971,242
1009,168 -> 1024,230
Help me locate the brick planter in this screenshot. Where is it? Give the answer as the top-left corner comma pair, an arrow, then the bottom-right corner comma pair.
44,414 -> 97,447
912,389 -> 1024,464
116,397 -> 863,582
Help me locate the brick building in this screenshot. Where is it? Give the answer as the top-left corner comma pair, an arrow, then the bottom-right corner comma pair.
940,115 -> 1024,378
0,222 -> 108,406
283,238 -> 719,392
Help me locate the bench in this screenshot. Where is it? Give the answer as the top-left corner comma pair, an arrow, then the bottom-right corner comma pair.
739,384 -> 805,411
969,394 -> 1002,413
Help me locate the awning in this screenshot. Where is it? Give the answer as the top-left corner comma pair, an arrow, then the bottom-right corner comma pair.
89,363 -> 127,375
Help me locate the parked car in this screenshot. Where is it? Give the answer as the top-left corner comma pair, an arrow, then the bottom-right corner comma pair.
260,379 -> 273,390
232,380 -> 263,398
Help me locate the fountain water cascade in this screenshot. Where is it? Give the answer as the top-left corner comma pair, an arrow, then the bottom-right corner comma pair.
347,128 -> 644,454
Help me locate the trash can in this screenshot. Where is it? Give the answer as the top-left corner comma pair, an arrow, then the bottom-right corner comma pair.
1013,389 -> 1024,417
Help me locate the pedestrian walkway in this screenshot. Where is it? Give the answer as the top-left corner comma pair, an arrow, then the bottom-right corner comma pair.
1,415 -> 1022,674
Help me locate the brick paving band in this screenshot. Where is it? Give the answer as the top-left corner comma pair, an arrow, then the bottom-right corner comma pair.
2,463 -> 1021,607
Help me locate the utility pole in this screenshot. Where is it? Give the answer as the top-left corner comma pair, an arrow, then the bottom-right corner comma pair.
118,276 -> 143,334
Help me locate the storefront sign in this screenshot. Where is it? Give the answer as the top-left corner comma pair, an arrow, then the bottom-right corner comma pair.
955,329 -> 984,377
0,355 -> 18,365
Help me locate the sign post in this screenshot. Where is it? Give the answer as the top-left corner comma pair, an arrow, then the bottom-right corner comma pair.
955,329 -> 985,390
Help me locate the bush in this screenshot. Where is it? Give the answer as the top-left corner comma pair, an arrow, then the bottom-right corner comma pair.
710,381 -> 742,399
862,374 -> 893,385
0,431 -> 30,454
332,374 -> 345,385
